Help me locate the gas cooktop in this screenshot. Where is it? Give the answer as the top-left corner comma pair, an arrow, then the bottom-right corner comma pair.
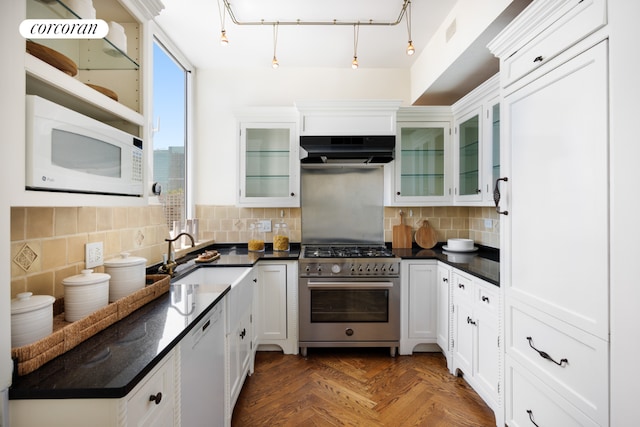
302,245 -> 394,258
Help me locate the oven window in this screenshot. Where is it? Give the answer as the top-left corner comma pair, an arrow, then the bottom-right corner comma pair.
310,289 -> 389,322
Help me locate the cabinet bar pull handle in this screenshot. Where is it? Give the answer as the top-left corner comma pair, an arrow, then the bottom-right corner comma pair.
526,336 -> 568,366
533,55 -> 544,63
482,295 -> 490,303
467,316 -> 476,325
493,177 -> 509,215
458,283 -> 465,289
149,392 -> 163,405
526,410 -> 540,427
443,277 -> 448,283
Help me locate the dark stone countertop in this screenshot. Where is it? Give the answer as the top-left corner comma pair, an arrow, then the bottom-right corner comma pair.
9,244 -> 300,400
392,243 -> 500,286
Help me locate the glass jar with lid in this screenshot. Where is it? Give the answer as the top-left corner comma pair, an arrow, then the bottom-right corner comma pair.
248,221 -> 265,252
273,221 -> 290,251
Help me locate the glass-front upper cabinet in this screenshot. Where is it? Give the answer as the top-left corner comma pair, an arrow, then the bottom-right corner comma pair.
454,108 -> 482,203
490,101 -> 501,191
238,122 -> 299,207
390,120 -> 452,206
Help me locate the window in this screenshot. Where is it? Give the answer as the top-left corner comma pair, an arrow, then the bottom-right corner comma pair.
152,38 -> 189,232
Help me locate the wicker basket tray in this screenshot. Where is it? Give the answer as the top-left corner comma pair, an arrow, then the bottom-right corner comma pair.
11,274 -> 170,376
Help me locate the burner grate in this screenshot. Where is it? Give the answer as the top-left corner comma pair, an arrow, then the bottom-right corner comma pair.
303,245 -> 393,258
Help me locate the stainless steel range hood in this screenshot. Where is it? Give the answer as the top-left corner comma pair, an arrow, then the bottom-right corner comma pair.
300,135 -> 395,164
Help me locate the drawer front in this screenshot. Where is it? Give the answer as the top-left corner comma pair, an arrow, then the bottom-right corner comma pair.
474,280 -> 498,315
128,355 -> 175,425
503,0 -> 606,87
452,273 -> 473,302
507,302 -> 608,425
506,356 -> 600,427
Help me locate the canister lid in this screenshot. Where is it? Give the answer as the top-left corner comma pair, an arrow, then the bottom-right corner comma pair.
62,269 -> 110,286
104,252 -> 146,268
11,292 -> 55,314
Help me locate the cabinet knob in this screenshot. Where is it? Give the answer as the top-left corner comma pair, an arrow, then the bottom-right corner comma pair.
396,191 -> 401,196
290,192 -> 295,197
149,392 -> 163,405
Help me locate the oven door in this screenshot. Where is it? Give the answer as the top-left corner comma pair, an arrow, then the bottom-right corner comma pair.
299,278 -> 400,343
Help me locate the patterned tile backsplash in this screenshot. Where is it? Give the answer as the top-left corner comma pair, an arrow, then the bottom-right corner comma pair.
10,204 -> 499,299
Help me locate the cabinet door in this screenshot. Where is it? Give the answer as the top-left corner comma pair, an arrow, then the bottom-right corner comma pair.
238,122 -> 299,207
258,263 -> 287,341
407,263 -> 437,339
505,41 -> 608,339
454,108 -> 482,202
453,298 -> 474,376
436,264 -> 451,352
474,306 -> 499,405
394,122 -> 451,205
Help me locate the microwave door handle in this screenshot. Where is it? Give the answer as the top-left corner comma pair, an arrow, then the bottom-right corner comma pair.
307,281 -> 394,289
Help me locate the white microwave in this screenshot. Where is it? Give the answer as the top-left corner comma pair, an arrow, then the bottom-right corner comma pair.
26,95 -> 144,197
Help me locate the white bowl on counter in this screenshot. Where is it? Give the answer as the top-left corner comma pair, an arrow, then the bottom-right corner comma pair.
62,269 -> 110,322
104,252 -> 146,302
11,292 -> 55,347
443,238 -> 477,252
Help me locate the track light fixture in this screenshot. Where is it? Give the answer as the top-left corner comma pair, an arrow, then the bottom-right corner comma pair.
218,0 -> 229,45
352,22 -> 359,69
272,22 -> 279,69
406,0 -> 414,55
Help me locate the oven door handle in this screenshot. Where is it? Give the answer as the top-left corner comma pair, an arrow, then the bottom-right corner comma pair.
307,281 -> 394,289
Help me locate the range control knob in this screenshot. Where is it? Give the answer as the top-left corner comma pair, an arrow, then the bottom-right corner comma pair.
331,264 -> 341,274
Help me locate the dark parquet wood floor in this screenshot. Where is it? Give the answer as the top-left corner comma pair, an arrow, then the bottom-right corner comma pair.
232,348 -> 495,427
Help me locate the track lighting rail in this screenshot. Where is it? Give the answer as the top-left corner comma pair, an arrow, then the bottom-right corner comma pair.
221,0 -> 411,27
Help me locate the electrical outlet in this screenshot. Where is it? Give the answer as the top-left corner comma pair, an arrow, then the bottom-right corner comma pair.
484,219 -> 493,229
259,219 -> 272,233
85,242 -> 104,269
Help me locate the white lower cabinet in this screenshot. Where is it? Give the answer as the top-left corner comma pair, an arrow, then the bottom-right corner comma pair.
225,268 -> 257,426
505,356 -> 600,427
9,350 -> 178,427
256,261 -> 298,354
436,263 -> 452,367
399,260 -> 438,355
451,270 -> 501,423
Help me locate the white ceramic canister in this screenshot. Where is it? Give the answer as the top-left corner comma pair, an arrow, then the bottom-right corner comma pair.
62,269 -> 110,322
11,292 -> 55,348
104,252 -> 146,302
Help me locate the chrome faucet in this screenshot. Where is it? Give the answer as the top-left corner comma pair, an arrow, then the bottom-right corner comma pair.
159,232 -> 195,276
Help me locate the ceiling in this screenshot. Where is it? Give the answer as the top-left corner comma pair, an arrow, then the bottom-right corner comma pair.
154,0 -> 457,70
153,0 -> 531,104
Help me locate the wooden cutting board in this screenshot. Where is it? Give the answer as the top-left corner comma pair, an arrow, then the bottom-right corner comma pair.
392,211 -> 412,249
415,220 -> 438,249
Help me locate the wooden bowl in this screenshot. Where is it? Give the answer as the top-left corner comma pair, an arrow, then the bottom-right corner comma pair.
85,83 -> 119,101
26,40 -> 78,77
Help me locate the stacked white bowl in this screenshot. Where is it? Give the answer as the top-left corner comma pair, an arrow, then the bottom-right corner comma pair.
62,269 -> 110,322
445,238 -> 475,252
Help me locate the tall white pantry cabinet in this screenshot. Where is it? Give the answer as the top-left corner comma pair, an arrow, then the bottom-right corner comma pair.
489,0 -> 617,425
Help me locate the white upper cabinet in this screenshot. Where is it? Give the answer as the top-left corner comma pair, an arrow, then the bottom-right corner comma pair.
451,75 -> 500,206
237,109 -> 300,207
296,100 -> 402,136
25,0 -> 145,132
386,107 -> 452,206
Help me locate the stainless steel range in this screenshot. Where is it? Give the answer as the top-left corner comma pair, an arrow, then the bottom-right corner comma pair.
299,164 -> 400,357
298,245 -> 400,357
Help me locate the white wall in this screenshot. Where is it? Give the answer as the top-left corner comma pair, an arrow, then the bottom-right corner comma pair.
1,0 -> 25,417
193,67 -> 411,205
410,0 -> 513,104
